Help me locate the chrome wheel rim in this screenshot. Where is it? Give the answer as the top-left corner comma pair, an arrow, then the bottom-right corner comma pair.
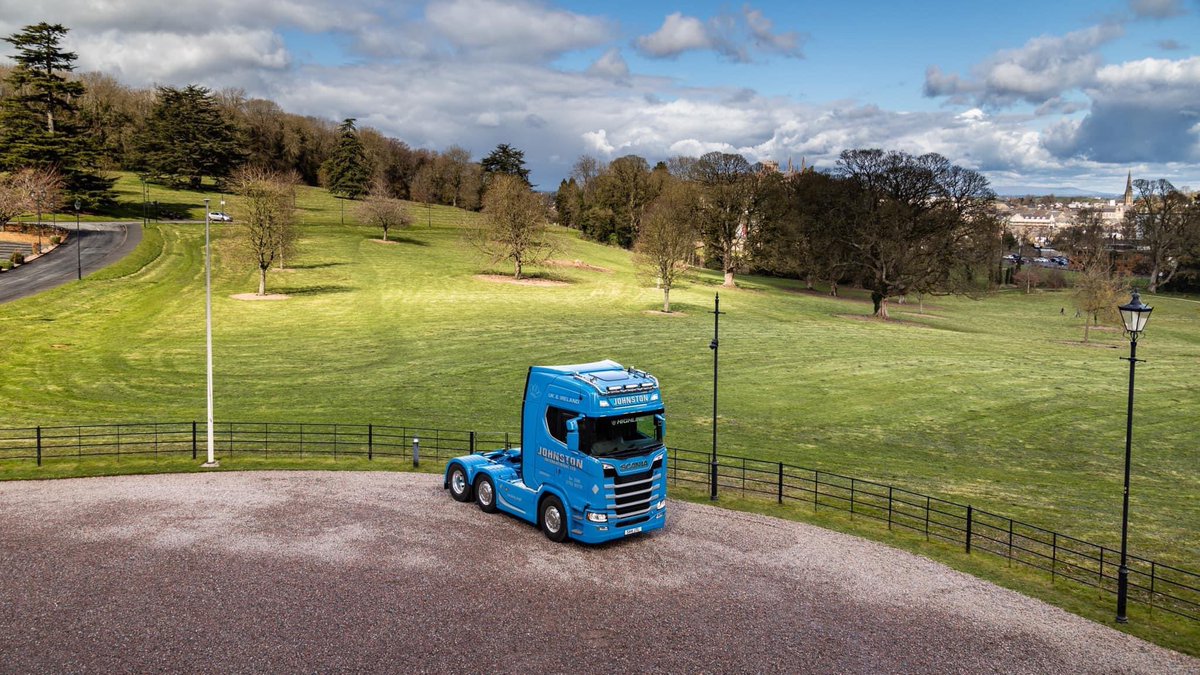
544,505 -> 562,534
451,471 -> 465,494
479,481 -> 493,505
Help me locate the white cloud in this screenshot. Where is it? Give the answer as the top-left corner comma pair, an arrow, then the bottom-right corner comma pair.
743,7 -> 805,58
634,12 -> 713,58
587,47 -> 629,80
1129,0 -> 1186,19
582,129 -> 615,154
924,23 -> 1124,106
78,28 -> 290,87
426,0 -> 612,60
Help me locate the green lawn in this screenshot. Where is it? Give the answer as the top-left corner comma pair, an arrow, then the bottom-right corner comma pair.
2,173 -> 1198,647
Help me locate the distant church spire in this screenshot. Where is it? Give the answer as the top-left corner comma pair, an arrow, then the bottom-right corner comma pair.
1124,170 -> 1133,207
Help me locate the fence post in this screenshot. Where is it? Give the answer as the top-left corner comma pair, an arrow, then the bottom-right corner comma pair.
77,426 -> 81,458
1052,532 -> 1057,582
36,426 -> 42,466
1007,519 -> 1014,561
924,496 -> 931,540
469,431 -> 475,454
966,506 -> 973,554
813,470 -> 819,509
777,462 -> 783,504
504,432 -> 510,449
333,424 -> 339,459
412,437 -> 420,468
192,421 -> 197,460
1149,561 -> 1156,612
887,486 -> 893,530
368,424 -> 374,461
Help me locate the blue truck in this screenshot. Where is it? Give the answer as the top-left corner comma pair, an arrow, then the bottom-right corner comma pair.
444,361 -> 668,544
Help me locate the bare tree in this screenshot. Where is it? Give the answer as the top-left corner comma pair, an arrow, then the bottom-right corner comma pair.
690,151 -> 756,287
471,174 -> 552,279
634,180 -> 699,312
356,185 -> 412,241
1124,178 -> 1200,293
230,167 -> 298,295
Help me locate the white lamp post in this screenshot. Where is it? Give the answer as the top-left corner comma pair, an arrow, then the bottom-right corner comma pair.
202,198 -> 219,468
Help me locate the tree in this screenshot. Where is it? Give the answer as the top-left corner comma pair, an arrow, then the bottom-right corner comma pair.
356,185 -> 412,241
690,151 -> 755,287
0,23 -> 115,207
322,118 -> 371,199
433,146 -> 481,209
836,149 -> 997,318
1124,179 -> 1200,293
553,178 -> 581,228
471,174 -> 551,279
634,180 -> 699,312
137,85 -> 244,189
480,143 -> 531,186
229,167 -> 298,295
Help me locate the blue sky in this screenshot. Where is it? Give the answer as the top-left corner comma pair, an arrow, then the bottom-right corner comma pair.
3,0 -> 1197,192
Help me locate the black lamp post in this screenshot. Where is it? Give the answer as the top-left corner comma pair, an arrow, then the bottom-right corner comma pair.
710,293 -> 723,501
1115,289 -> 1153,624
74,200 -> 81,280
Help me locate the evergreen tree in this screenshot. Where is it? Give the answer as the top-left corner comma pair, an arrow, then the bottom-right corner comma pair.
0,23 -> 115,207
137,85 -> 244,189
322,118 -> 371,199
480,143 -> 531,186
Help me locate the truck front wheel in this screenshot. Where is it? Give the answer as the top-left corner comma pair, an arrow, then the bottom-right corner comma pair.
540,496 -> 568,543
475,476 -> 498,513
448,464 -> 472,502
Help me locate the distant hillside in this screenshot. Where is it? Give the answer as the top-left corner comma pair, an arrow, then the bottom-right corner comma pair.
992,185 -> 1118,199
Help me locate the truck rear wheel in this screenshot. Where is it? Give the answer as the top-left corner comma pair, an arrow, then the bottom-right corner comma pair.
448,464 -> 472,502
540,495 -> 568,543
475,476 -> 498,513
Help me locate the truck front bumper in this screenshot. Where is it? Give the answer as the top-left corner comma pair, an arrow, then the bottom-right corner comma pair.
570,507 -> 667,544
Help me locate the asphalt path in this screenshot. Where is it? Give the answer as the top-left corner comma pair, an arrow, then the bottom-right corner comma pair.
0,472 -> 1193,673
0,221 -> 142,304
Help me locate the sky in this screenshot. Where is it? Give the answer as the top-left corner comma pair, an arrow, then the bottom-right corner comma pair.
2,0 -> 1198,194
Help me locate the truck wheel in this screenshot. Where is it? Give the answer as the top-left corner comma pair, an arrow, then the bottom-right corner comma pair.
448,464 -> 472,502
475,476 -> 498,513
540,496 -> 568,543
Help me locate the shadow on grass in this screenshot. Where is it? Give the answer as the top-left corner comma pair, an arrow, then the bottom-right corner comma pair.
366,235 -> 429,247
287,261 -> 348,270
277,284 -> 356,296
100,200 -> 209,221
478,268 -> 573,284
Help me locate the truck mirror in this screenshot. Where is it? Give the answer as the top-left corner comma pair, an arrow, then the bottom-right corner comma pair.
655,414 -> 665,440
566,418 -> 579,452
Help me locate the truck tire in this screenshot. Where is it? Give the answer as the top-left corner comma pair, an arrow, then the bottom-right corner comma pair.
448,464 -> 472,502
540,495 -> 568,543
475,475 -> 498,513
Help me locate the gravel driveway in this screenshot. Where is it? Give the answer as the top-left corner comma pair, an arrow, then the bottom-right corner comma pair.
0,471 -> 1193,673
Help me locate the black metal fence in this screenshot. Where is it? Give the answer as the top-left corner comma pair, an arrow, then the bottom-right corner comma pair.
1,421 -> 1195,623
0,421 -> 511,466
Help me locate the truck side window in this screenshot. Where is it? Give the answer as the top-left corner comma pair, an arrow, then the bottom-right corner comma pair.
545,406 -> 573,445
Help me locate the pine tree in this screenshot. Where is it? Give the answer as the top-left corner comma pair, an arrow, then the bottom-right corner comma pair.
137,85 -> 244,189
322,119 -> 371,199
0,23 -> 115,207
480,143 -> 531,186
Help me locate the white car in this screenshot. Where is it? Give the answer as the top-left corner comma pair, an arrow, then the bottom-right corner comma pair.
208,212 -> 233,222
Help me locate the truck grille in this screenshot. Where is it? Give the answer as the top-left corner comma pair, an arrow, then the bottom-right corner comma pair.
605,457 -> 664,518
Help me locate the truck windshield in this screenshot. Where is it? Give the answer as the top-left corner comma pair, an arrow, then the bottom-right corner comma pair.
583,410 -> 663,458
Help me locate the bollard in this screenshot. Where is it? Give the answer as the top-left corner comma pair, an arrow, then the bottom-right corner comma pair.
412,437 -> 420,468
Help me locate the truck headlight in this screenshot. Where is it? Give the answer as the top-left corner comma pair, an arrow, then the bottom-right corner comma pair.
586,512 -> 608,523
656,500 -> 666,510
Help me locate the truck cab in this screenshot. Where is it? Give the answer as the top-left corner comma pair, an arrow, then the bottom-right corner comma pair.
444,361 -> 668,544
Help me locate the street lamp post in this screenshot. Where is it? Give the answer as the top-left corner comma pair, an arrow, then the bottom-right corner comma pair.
1115,290 -> 1152,624
202,199 -> 219,468
74,200 -> 81,280
34,189 -> 45,255
709,293 -> 723,501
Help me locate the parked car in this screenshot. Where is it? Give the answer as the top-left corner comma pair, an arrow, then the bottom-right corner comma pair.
208,212 -> 233,222
1034,257 -> 1049,263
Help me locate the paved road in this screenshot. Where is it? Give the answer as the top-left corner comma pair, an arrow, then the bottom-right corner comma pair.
0,472 -> 1193,673
0,222 -> 142,304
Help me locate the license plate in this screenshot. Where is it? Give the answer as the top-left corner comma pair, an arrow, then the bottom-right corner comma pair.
624,527 -> 642,535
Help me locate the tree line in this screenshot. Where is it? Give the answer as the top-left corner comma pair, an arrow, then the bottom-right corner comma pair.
0,23 -> 529,213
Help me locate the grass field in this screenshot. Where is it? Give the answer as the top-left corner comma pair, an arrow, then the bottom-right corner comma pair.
2,173 -> 1198,639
